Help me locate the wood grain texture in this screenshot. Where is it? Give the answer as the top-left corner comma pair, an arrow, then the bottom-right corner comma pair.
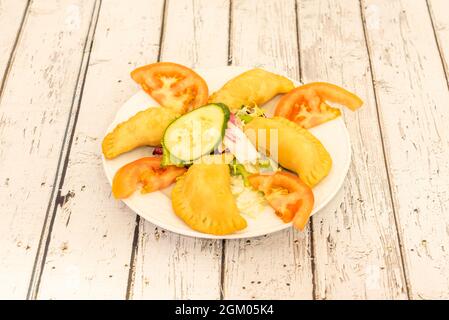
362,0 -> 449,299
298,0 -> 407,299
36,0 -> 165,299
0,0 -> 97,299
0,0 -> 447,300
129,0 -> 230,300
223,0 -> 314,299
427,0 -> 449,84
0,0 -> 28,87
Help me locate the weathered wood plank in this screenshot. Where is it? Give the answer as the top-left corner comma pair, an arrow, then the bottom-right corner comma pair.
0,0 -> 97,299
36,0 -> 165,299
298,0 -> 407,299
0,0 -> 29,87
129,0 -> 229,300
362,0 -> 449,299
427,0 -> 449,83
223,0 -> 314,299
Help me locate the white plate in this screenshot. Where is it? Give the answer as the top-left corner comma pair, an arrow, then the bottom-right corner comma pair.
102,66 -> 351,239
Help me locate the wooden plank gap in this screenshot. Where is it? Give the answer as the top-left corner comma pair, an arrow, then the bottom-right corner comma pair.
425,0 -> 449,88
26,0 -> 103,300
156,0 -> 168,62
125,215 -> 141,300
294,0 -> 303,82
0,0 -> 32,105
124,0 -> 167,300
219,240 -> 226,300
358,0 -> 411,299
227,0 -> 233,66
309,219 -> 317,299
219,0 -> 234,301
295,0 -> 314,299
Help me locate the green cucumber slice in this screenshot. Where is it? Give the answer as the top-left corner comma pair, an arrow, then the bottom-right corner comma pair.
162,103 -> 230,165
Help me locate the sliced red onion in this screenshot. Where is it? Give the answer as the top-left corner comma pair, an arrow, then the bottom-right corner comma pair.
229,112 -> 237,125
224,117 -> 259,164
152,147 -> 163,155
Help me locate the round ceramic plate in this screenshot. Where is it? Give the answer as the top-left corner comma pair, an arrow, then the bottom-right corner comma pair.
102,66 -> 351,239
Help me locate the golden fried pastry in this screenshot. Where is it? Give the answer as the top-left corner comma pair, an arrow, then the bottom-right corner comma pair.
171,163 -> 247,235
102,107 -> 177,159
208,68 -> 294,112
244,117 -> 332,187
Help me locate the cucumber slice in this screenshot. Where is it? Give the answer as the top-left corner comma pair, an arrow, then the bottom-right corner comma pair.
162,103 -> 230,165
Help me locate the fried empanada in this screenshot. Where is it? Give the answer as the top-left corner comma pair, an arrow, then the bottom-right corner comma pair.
171,163 -> 247,235
208,68 -> 294,112
102,107 -> 177,159
244,117 -> 332,187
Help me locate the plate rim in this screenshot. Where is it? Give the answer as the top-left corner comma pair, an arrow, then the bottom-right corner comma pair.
101,65 -> 351,239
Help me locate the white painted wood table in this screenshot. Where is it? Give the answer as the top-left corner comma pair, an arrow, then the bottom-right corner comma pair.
1,0 -> 448,300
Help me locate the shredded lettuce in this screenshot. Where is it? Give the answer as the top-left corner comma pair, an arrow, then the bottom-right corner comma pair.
235,105 -> 266,124
230,175 -> 266,218
241,156 -> 278,175
230,159 -> 251,187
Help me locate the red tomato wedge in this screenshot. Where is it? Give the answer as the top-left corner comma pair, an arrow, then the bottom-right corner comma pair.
131,62 -> 208,114
112,157 -> 186,199
275,82 -> 363,129
248,171 -> 314,230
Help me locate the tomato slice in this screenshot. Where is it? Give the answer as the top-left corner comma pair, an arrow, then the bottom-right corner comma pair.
131,62 -> 209,114
248,171 -> 314,230
112,157 -> 186,199
275,82 -> 363,129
